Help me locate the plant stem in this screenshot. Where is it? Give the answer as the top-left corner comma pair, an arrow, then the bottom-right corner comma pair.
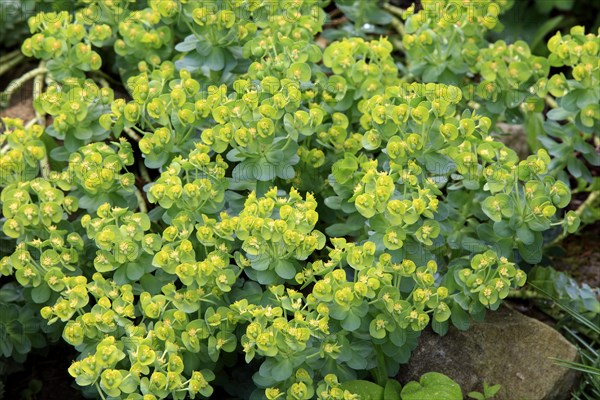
545,96 -> 559,109
92,70 -> 120,87
0,53 -> 25,77
508,288 -> 547,300
95,383 -> 107,400
134,185 -> 148,213
123,127 -> 142,142
389,15 -> 405,37
25,118 -> 38,129
383,3 -> 407,18
40,151 -> 50,180
390,37 -> 404,51
371,345 -> 388,387
33,61 -> 46,125
547,190 -> 600,247
1,66 -> 48,107
0,49 -> 22,64
575,190 -> 599,220
96,76 -> 110,89
139,161 -> 151,183
325,16 -> 348,27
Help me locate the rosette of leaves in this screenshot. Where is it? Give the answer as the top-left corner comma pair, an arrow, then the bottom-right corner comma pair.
174,0 -> 327,84
473,40 -> 549,116
35,78 -> 114,154
58,139 -> 137,211
400,0 -> 515,83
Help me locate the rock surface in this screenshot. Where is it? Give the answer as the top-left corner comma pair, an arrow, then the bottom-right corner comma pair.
397,305 -> 579,400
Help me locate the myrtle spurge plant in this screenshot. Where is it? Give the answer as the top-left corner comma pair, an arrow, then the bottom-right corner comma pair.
0,0 -> 595,399
34,78 -> 115,152
397,1 -> 599,189
541,26 -> 600,183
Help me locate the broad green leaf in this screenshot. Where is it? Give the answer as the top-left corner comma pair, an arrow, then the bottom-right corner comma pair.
274,260 -> 296,280
450,302 -> 471,331
384,379 -> 402,400
30,284 -> 51,304
206,48 -> 225,71
400,372 -> 462,400
341,380 -> 384,400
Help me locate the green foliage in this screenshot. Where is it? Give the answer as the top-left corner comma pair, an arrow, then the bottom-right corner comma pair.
333,0 -> 393,31
34,79 -> 114,151
393,2 -> 599,228
468,382 -> 502,400
540,27 -> 600,186
0,281 -> 60,371
321,374 -> 499,400
0,0 -> 595,399
400,372 -> 462,400
528,266 -> 600,331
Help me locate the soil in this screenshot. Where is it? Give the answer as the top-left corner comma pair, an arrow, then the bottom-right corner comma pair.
550,222 -> 600,289
0,60 -> 37,124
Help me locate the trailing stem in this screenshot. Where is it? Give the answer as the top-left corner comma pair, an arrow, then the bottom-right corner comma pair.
0,53 -> 25,77
139,161 -> 151,184
0,49 -> 22,64
123,127 -> 142,142
382,3 -> 407,18
547,190 -> 600,247
33,61 -> 46,125
1,66 -> 49,107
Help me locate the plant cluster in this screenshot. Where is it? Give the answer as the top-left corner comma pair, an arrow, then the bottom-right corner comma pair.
0,0 -> 597,399
392,1 -> 599,236
0,281 -> 58,363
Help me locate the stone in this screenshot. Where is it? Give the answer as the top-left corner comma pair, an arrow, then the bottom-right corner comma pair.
397,305 -> 579,400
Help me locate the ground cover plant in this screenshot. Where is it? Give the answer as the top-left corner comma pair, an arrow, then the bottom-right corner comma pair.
0,0 -> 598,399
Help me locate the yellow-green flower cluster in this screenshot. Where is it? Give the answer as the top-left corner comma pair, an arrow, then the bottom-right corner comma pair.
323,37 -> 398,99
474,40 -> 549,113
0,119 -> 46,186
456,250 -> 526,308
81,203 -> 152,273
63,139 -> 135,205
0,178 -> 81,293
52,276 -> 221,399
234,188 -> 326,284
147,147 -> 228,215
35,78 -> 114,145
22,11 -> 102,80
401,0 -> 513,82
546,26 -> 600,128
